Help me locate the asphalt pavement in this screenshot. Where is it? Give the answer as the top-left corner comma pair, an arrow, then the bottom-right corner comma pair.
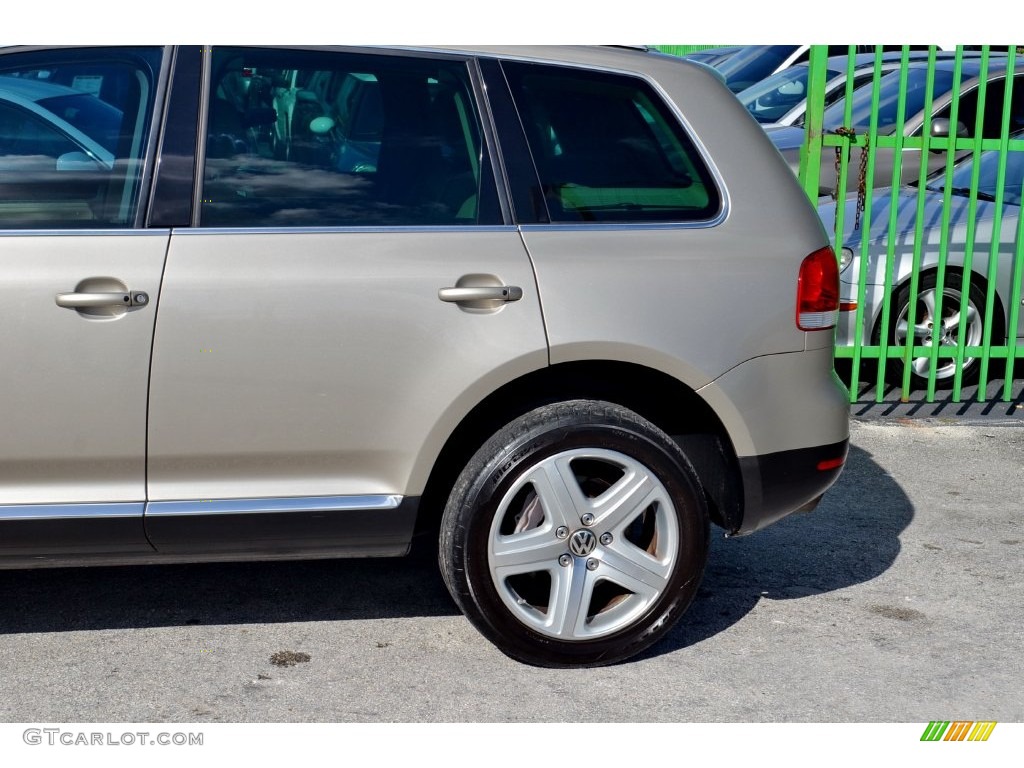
0,417 -> 1021,723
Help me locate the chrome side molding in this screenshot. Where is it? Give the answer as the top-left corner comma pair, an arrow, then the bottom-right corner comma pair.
0,496 -> 403,520
144,495 -> 404,517
0,503 -> 144,520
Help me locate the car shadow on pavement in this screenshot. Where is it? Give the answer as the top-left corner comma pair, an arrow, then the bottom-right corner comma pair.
0,541 -> 460,635
0,444 -> 910,656
638,442 -> 914,662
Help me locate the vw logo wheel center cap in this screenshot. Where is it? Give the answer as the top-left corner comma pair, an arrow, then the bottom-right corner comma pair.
568,528 -> 598,557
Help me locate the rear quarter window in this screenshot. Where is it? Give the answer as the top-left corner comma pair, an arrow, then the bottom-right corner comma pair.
502,61 -> 720,224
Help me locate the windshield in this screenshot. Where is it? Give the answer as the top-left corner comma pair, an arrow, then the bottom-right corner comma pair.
716,45 -> 801,93
736,64 -> 843,124
822,66 -> 957,132
926,147 -> 1024,206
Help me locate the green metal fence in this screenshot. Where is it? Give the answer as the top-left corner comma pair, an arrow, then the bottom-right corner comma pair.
799,45 -> 1024,403
651,45 -> 730,56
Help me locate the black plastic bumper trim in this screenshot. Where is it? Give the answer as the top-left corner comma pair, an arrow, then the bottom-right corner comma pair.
733,438 -> 849,535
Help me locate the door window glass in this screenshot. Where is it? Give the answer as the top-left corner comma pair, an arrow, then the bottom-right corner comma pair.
0,47 -> 163,228
201,48 -> 500,227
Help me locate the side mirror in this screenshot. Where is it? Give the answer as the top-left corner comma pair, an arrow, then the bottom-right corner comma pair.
931,118 -> 970,139
56,151 -> 101,172
929,118 -> 970,152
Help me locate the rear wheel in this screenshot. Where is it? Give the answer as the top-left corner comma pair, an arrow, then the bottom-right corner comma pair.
439,400 -> 709,667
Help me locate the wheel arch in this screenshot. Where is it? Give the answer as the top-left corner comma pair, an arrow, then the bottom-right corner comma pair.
413,360 -> 744,544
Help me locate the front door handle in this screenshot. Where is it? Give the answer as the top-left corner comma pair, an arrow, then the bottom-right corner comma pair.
56,291 -> 150,309
438,285 -> 523,303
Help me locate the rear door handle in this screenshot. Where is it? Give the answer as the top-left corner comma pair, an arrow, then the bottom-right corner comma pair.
438,286 -> 523,303
56,291 -> 150,309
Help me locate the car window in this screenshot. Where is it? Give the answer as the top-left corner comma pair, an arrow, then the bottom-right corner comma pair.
928,138 -> 1024,205
502,62 -> 719,224
0,47 -> 162,228
200,48 -> 501,227
928,73 -> 1024,138
823,65 -> 957,131
737,64 -> 843,124
714,45 -> 802,92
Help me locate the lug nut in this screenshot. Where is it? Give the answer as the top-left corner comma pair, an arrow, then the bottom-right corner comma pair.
555,526 -> 569,539
558,554 -> 572,567
586,558 -> 599,571
581,513 -> 595,526
599,532 -> 613,545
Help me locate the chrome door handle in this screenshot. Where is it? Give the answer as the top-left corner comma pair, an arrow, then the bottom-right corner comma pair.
56,291 -> 149,309
438,285 -> 523,303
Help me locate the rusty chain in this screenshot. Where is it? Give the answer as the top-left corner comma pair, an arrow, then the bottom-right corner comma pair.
831,126 -> 869,231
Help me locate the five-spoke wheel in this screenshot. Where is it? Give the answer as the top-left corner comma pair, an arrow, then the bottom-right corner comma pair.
879,271 -> 999,389
440,400 -> 708,667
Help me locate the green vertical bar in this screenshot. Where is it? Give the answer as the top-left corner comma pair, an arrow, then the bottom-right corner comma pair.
799,46 -> 829,199
902,46 -> 938,399
831,48 -> 856,402
980,47 -> 1017,399
952,48 -> 991,401
831,46 -> 855,250
1004,161 -> 1024,400
875,46 -> 911,401
856,50 -> 885,403
926,47 -> 967,397
839,48 -> 864,405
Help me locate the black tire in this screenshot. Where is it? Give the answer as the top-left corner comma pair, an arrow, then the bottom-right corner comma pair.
439,400 -> 709,668
874,270 -> 999,390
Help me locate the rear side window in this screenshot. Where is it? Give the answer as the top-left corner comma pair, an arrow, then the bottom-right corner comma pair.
502,61 -> 720,224
0,47 -> 162,229
200,48 -> 501,227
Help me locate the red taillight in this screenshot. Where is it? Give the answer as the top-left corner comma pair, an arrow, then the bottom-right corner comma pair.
797,246 -> 840,331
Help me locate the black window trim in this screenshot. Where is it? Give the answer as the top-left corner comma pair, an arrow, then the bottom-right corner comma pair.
477,57 -> 548,225
147,45 -> 202,228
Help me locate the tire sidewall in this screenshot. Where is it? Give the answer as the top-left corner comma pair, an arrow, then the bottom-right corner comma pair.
445,405 -> 708,667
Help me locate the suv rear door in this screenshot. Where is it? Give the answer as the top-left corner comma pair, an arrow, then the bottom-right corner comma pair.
145,47 -> 547,555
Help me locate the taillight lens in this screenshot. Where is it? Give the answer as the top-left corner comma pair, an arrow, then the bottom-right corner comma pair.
797,246 -> 839,331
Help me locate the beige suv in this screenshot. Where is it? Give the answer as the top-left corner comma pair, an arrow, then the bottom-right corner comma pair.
0,45 -> 849,666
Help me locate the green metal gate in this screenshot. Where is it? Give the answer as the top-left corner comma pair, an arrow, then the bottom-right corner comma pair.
799,45 -> 1024,403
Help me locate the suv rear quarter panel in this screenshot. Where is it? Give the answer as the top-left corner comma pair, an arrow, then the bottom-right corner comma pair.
515,51 -> 833,379
472,49 -> 847,477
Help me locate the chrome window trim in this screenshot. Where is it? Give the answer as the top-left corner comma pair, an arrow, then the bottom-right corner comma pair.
144,495 -> 403,517
0,228 -> 171,238
0,503 -> 144,520
518,216 -> 728,233
176,225 -> 518,236
192,44 -> 212,228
